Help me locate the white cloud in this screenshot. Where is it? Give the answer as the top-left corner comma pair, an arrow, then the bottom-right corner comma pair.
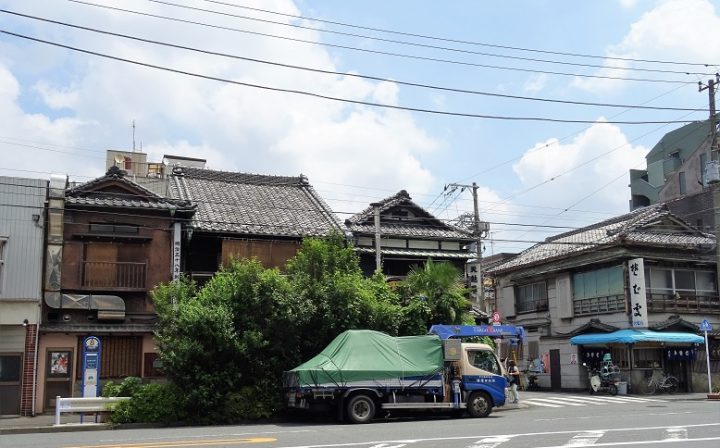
0,0 -> 441,213
574,0 -> 720,93
524,74 -> 548,94
619,0 -> 639,8
511,120 -> 648,225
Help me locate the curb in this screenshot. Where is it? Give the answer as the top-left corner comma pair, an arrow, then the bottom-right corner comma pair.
0,423 -> 113,435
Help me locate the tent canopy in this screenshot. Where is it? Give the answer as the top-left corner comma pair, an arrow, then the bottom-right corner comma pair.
570,329 -> 704,345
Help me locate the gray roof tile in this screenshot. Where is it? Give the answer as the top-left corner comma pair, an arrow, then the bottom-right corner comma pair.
347,190 -> 474,241
168,167 -> 343,237
489,204 -> 715,273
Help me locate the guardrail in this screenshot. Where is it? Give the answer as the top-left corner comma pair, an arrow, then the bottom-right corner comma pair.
55,396 -> 130,426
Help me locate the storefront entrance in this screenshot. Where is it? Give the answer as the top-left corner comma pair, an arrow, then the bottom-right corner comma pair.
0,353 -> 22,415
43,348 -> 73,409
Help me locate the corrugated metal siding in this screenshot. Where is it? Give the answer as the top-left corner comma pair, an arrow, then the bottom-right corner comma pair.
0,177 -> 47,300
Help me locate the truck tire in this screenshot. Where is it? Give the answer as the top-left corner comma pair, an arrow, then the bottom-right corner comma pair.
467,392 -> 492,418
346,394 -> 375,424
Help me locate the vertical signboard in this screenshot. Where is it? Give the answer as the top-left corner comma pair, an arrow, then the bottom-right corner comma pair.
82,336 -> 101,398
172,222 -> 181,281
627,258 -> 648,328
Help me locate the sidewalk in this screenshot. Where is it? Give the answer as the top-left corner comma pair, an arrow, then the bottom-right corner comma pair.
1,392 -> 714,435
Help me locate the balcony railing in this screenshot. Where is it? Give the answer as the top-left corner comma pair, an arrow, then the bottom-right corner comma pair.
647,293 -> 720,314
81,261 -> 147,290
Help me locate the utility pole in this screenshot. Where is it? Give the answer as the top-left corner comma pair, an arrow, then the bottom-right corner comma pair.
699,75 -> 720,308
445,182 -> 489,313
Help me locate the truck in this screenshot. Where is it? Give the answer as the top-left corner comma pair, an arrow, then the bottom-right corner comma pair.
283,324 -> 524,423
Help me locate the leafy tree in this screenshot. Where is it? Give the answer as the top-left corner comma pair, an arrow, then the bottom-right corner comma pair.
400,259 -> 472,328
286,233 -> 400,356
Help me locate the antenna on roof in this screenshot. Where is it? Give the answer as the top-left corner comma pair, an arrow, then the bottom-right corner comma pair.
132,120 -> 136,152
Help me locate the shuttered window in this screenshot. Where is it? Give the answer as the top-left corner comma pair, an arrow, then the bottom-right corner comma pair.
76,336 -> 142,379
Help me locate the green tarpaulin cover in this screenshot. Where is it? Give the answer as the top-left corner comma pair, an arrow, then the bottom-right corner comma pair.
289,330 -> 444,387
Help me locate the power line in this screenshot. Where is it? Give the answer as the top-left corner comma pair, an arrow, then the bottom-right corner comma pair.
0,29 -> 700,125
134,0 -> 715,77
1,9 -> 706,113
63,0 -> 697,85
201,0 -> 718,68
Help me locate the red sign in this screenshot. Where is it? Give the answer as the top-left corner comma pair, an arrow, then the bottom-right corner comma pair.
492,311 -> 501,324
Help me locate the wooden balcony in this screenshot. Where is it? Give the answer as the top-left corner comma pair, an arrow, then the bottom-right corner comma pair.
647,293 -> 720,314
81,261 -> 147,291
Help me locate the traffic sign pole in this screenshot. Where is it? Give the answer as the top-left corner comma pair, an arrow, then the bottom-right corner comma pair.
699,319 -> 713,393
705,330 -> 712,394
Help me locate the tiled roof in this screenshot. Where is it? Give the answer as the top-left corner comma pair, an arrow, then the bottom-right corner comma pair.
350,223 -> 474,240
66,166 -> 194,212
355,247 -> 475,259
488,204 -> 715,274
168,166 -> 343,237
346,190 -> 474,241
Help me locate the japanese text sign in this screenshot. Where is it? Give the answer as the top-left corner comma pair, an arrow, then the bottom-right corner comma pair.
628,258 -> 648,328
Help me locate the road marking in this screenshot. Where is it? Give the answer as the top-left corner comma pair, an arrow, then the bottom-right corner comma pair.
563,431 -> 605,446
535,436 -> 720,448
524,398 -> 586,406
66,438 -> 277,448
368,444 -> 407,448
274,423 -> 720,448
520,400 -> 563,407
541,396 -> 603,404
663,427 -> 688,440
466,436 -> 513,448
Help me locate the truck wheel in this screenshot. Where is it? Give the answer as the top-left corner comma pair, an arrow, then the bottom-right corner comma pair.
346,394 -> 375,424
467,392 -> 492,418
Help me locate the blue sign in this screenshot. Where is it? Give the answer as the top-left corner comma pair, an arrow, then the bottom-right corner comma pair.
699,319 -> 713,332
82,336 -> 101,398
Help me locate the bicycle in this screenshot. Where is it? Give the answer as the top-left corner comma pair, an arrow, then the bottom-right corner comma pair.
642,372 -> 679,394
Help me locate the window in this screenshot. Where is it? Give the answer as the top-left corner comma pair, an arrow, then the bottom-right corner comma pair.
468,350 -> 501,375
89,223 -> 139,235
516,282 -> 547,313
610,346 -> 629,369
632,347 -> 662,369
678,171 -> 686,195
645,267 -> 717,295
700,153 -> 708,185
572,266 -> 625,316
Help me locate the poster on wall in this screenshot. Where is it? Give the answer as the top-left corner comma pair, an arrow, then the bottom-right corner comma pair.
48,351 -> 71,377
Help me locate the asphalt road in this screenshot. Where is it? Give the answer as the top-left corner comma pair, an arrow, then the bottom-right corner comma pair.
3,393 -> 719,448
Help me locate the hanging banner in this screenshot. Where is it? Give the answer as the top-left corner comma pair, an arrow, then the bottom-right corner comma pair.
82,336 -> 101,398
172,222 -> 181,281
627,258 -> 648,328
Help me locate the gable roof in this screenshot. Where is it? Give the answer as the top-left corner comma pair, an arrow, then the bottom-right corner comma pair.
167,166 -> 343,237
66,166 -> 194,212
346,190 -> 474,241
488,203 -> 715,274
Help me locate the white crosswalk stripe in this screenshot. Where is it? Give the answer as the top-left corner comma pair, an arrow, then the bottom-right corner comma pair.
520,394 -> 667,409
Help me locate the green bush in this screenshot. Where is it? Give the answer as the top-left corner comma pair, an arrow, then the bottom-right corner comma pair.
222,379 -> 282,421
103,378 -> 183,424
102,376 -> 142,398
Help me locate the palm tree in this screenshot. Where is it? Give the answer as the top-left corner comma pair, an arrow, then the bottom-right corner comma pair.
403,259 -> 470,325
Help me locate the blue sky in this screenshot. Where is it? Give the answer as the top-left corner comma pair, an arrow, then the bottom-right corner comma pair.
1,0 -> 719,254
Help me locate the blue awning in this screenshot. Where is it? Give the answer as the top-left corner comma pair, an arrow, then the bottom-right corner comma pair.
570,329 -> 704,345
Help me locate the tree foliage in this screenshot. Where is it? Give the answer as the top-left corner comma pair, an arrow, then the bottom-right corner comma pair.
148,235 -> 473,423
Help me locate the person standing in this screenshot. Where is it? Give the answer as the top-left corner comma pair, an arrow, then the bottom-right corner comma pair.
507,360 -> 520,403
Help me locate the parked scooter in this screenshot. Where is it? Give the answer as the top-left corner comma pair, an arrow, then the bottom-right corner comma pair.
583,356 -> 620,396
